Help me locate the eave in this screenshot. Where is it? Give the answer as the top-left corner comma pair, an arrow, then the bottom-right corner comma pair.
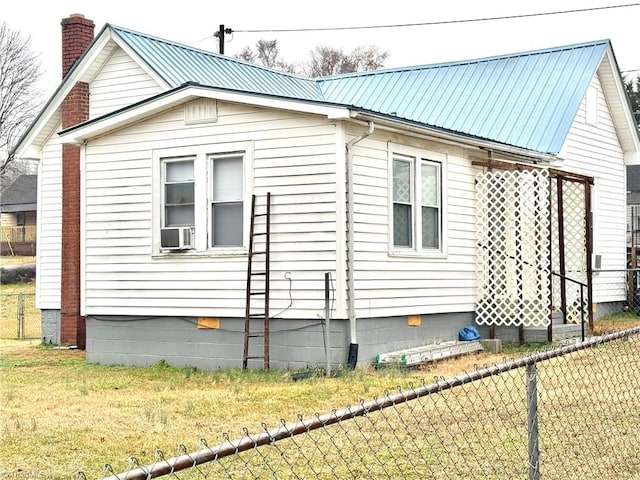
598,44 -> 640,161
59,84 -> 351,144
349,110 -> 559,164
12,24 -> 170,160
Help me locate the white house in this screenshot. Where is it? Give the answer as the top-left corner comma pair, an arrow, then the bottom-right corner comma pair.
14,15 -> 640,369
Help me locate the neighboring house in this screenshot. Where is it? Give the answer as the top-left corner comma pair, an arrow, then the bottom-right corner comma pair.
13,15 -> 640,369
0,174 -> 37,255
627,165 -> 640,248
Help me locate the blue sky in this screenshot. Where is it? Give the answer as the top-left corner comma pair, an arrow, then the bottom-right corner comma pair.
3,0 -> 639,96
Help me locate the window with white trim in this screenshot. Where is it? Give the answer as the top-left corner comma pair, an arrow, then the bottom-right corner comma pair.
162,158 -> 195,228
210,153 -> 244,247
391,150 -> 443,252
155,144 -> 251,253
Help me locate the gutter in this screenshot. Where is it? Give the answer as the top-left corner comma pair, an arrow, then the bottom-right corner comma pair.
350,111 -> 558,164
344,120 -> 375,367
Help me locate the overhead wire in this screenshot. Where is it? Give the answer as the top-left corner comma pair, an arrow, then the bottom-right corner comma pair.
190,3 -> 639,73
190,3 -> 640,46
233,3 -> 640,33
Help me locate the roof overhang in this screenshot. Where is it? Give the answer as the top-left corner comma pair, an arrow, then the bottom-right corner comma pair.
59,84 -> 351,144
12,24 -> 171,161
625,152 -> 640,165
349,111 -> 558,163
1,204 -> 37,213
598,44 -> 640,161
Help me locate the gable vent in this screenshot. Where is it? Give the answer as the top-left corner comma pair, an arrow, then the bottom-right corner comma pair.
185,98 -> 218,124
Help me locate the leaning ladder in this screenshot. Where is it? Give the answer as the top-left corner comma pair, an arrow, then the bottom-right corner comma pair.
243,193 -> 271,370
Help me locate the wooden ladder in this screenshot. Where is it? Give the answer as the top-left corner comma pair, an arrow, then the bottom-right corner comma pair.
243,192 -> 271,369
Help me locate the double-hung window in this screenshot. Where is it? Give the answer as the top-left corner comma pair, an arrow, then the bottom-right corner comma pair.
155,144 -> 251,253
210,153 -> 244,247
162,158 -> 195,228
391,148 -> 443,253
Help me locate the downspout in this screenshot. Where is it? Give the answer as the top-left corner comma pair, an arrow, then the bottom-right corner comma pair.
344,121 -> 375,367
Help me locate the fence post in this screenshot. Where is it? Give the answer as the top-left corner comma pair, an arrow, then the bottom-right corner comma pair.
527,362 -> 540,480
324,272 -> 331,377
17,293 -> 24,339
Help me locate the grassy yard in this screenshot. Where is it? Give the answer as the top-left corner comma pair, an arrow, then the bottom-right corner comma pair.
0,338 -> 522,479
0,255 -> 36,266
0,279 -> 38,340
1,254 -> 639,478
1,256 -> 37,340
2,314 -> 640,479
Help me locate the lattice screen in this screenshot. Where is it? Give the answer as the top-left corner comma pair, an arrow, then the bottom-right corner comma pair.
550,178 -> 589,323
476,170 -> 551,327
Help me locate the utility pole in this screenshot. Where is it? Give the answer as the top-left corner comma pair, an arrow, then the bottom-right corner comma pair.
214,24 -> 233,55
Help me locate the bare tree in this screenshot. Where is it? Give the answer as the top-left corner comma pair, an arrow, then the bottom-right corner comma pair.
0,22 -> 42,186
304,45 -> 389,77
236,46 -> 257,64
236,39 -> 388,77
623,74 -> 640,128
236,39 -> 296,73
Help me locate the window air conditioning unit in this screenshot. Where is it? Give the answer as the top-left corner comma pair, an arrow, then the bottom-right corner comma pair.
161,227 -> 194,250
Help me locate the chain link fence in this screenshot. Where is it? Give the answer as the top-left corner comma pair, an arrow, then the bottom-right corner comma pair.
0,293 -> 40,339
92,326 -> 640,480
595,268 -> 640,317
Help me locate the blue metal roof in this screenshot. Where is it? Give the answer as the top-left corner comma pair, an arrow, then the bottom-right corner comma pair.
112,24 -> 608,155
111,26 -> 322,101
318,41 -> 608,154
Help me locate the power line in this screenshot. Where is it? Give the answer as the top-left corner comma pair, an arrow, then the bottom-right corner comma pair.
233,3 -> 640,33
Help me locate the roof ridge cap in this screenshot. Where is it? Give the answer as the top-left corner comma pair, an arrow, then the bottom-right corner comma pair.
316,39 -> 611,82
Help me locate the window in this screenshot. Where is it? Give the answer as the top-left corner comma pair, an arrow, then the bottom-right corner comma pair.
154,144 -> 251,254
391,150 -> 443,252
210,153 -> 244,247
393,157 -> 413,247
162,158 -> 195,227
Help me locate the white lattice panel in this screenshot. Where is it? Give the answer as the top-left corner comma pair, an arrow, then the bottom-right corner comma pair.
550,179 -> 589,322
476,169 -> 551,327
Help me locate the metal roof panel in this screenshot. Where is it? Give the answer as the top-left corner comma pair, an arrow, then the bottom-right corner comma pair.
111,26 -> 322,101
318,41 -> 608,154
108,26 -> 609,155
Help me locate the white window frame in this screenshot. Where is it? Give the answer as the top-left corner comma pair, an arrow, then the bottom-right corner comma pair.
208,152 -> 245,249
161,156 -> 196,229
152,142 -> 253,256
388,143 -> 447,257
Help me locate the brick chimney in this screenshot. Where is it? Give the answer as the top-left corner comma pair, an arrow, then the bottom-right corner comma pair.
60,14 -> 94,348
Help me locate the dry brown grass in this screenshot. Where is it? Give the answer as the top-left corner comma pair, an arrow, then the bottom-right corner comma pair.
0,279 -> 38,339
3,316 -> 638,478
1,286 -> 638,479
591,312 -> 640,335
0,340 -> 487,479
0,255 -> 36,266
0,335 -> 537,480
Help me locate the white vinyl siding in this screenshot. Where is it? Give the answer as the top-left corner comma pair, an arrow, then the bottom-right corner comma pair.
81,103 -> 339,319
36,139 -> 63,309
560,72 -> 626,303
90,47 -> 162,119
350,129 -> 477,318
0,213 -> 17,227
